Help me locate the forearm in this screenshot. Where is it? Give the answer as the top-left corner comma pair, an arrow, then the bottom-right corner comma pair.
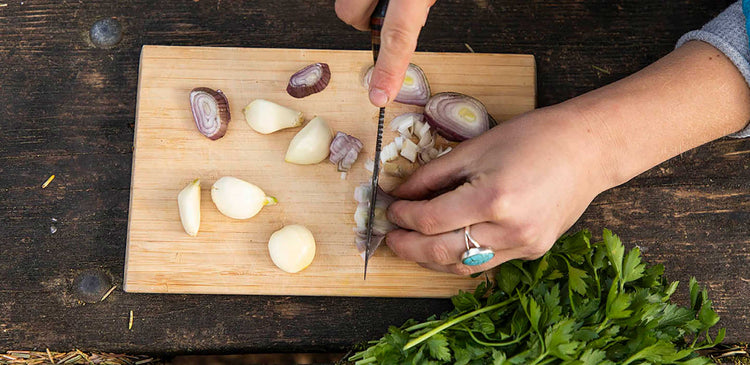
567,40 -> 750,187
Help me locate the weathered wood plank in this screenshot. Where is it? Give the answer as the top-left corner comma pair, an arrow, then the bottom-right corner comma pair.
0,0 -> 746,354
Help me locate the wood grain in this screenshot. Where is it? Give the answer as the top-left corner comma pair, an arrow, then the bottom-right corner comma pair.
0,0 -> 747,355
124,46 -> 536,297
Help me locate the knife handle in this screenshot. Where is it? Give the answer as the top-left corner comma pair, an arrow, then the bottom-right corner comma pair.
370,0 -> 389,63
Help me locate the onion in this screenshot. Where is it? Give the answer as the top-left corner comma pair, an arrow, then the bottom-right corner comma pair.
268,225 -> 316,273
380,141 -> 400,163
286,63 -> 331,99
363,64 -> 431,106
211,176 -> 277,219
329,132 -> 363,172
424,92 -> 491,142
353,183 -> 398,259
177,179 -> 201,236
189,87 -> 230,140
400,138 -> 418,163
243,99 -> 303,134
285,116 -> 333,165
389,113 -> 422,134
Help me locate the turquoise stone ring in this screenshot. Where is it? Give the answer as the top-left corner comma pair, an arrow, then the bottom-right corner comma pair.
460,226 -> 494,266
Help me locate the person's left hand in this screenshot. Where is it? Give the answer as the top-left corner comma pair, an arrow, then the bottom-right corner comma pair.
384,104 -> 612,275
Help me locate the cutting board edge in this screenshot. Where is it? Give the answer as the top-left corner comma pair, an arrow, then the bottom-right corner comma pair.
139,44 -> 538,63
124,46 -> 536,297
123,46 -> 149,293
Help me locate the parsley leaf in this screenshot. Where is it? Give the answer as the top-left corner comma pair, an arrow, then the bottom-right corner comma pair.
350,229 -> 724,365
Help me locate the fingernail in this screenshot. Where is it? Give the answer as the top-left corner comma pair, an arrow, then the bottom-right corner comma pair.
369,87 -> 388,107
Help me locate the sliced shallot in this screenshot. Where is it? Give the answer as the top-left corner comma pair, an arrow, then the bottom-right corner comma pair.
363,64 -> 431,106
329,132 -> 363,172
353,183 -> 398,259
189,87 -> 230,140
424,92 -> 491,142
286,63 -> 331,98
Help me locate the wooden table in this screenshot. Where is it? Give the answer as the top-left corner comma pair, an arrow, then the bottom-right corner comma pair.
0,0 -> 747,355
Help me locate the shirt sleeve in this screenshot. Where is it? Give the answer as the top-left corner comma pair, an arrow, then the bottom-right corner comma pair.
676,1 -> 750,138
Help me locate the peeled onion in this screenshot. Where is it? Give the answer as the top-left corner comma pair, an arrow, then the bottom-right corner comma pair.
243,99 -> 303,134
211,176 -> 277,219
285,116 -> 333,165
268,225 -> 316,273
177,179 -> 201,236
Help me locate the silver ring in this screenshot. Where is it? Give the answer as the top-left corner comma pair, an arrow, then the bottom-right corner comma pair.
461,226 -> 495,266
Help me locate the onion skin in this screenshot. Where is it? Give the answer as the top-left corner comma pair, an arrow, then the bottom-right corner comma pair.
424,92 -> 490,142
363,63 -> 431,106
287,63 -> 331,98
189,87 -> 230,140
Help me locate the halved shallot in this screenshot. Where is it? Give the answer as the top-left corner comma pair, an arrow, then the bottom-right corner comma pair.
424,92 -> 491,142
189,87 -> 230,140
363,63 -> 431,106
285,116 -> 333,165
287,63 -> 331,98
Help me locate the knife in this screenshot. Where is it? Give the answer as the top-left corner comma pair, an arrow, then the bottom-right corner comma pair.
364,0 -> 389,280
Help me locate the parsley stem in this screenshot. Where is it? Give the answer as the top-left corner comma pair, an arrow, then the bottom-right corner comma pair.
404,320 -> 442,332
458,324 -> 529,347
402,297 -> 518,351
354,357 -> 377,365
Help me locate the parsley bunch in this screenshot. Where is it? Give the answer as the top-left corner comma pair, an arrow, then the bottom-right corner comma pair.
349,229 -> 724,365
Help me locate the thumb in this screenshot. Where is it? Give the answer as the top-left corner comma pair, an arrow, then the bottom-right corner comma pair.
368,0 -> 434,107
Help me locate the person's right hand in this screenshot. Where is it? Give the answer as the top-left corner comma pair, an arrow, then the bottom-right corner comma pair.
335,0 -> 436,107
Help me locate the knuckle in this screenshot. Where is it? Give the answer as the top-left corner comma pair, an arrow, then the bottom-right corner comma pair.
380,27 -> 417,54
428,243 -> 453,265
334,1 -> 358,25
414,211 -> 441,235
485,188 -> 511,221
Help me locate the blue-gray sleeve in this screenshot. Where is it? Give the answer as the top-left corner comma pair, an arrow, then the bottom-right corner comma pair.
676,1 -> 750,138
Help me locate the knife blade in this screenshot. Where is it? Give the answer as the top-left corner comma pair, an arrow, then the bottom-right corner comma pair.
364,0 -> 389,280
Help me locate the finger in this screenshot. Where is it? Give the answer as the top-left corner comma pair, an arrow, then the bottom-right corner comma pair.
334,0 -> 378,31
385,223 -> 512,265
390,143 -> 469,200
388,181 -> 489,235
368,0 -> 434,107
418,247 -> 526,276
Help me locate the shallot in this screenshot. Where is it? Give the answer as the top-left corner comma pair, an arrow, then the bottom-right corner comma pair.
364,63 -> 431,106
243,99 -> 303,134
329,132 -> 363,172
189,87 -> 230,140
177,179 -> 201,236
287,63 -> 331,98
268,224 -> 316,273
353,183 -> 398,259
285,116 -> 333,165
424,92 -> 491,142
211,176 -> 277,219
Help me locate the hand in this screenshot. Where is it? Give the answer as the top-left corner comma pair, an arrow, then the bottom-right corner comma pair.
385,40 -> 750,275
335,0 -> 436,107
384,105 -> 612,275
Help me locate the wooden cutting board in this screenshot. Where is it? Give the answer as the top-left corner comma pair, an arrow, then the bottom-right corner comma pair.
124,46 -> 536,298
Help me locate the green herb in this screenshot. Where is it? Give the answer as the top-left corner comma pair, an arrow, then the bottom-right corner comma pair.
349,229 -> 724,365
